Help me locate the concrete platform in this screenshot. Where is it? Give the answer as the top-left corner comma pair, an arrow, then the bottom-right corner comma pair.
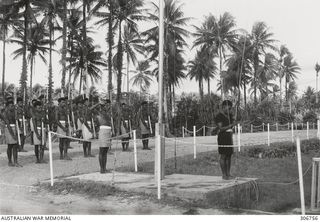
59,172 -> 258,208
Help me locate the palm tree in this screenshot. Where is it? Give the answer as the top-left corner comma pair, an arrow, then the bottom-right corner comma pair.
315,62 -> 320,103
113,0 -> 145,103
283,54 -> 300,102
130,60 -> 153,93
10,22 -> 50,99
277,45 -> 290,108
67,43 -> 107,90
143,0 -> 190,130
287,81 -> 298,113
249,21 -> 277,104
0,4 -> 21,102
303,86 -> 315,110
193,12 -> 238,98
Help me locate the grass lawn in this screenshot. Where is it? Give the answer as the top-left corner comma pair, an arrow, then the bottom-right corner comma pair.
118,139 -> 320,213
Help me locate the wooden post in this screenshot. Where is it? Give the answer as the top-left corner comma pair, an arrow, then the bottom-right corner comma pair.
203,126 -> 206,137
311,160 -> 316,211
292,122 -> 294,143
262,123 -> 265,132
251,124 -> 253,133
193,125 -> 196,159
133,130 -> 137,172
276,122 -> 278,131
237,123 -> 241,152
48,132 -> 54,186
182,126 -> 184,138
267,123 -> 270,146
296,137 -> 305,215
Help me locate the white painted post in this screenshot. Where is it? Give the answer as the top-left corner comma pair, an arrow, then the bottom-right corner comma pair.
48,132 -> 54,186
307,122 -> 309,140
193,125 -> 196,159
155,127 -> 161,200
291,122 -> 294,143
133,130 -> 137,172
262,123 -> 265,132
311,160 -> 316,211
276,122 -> 278,131
203,126 -> 206,137
182,126 -> 184,138
237,123 -> 241,152
251,124 -> 253,133
267,123 -> 270,147
296,137 -> 306,215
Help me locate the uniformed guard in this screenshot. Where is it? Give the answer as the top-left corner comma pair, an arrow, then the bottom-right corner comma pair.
138,101 -> 151,150
3,97 -> 22,167
32,100 -> 47,163
120,103 -> 131,151
96,99 -> 113,174
16,97 -> 28,152
55,97 -> 72,160
80,97 -> 94,157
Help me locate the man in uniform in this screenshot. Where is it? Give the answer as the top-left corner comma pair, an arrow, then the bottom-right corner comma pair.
96,99 -> 113,173
3,97 -> 22,167
55,97 -> 72,160
32,100 -> 47,163
120,103 -> 131,151
138,101 -> 151,150
16,97 -> 28,152
80,97 -> 94,157
215,100 -> 237,180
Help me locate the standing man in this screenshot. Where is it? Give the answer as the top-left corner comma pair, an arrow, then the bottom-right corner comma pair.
16,97 -> 27,152
215,100 -> 237,180
3,97 -> 21,167
55,97 -> 72,160
120,103 -> 131,151
81,97 -> 94,157
32,100 -> 47,163
96,100 -> 113,174
138,101 -> 151,150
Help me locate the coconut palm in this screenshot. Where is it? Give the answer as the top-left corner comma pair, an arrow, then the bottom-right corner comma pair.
283,54 -> 300,101
130,60 -> 153,93
193,12 -> 238,98
315,62 -> 320,103
249,21 -> 277,104
277,45 -> 290,108
67,43 -> 107,90
0,4 -> 21,102
10,22 -> 51,99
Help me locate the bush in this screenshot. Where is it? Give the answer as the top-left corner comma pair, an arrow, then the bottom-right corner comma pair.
303,111 -> 317,123
278,111 -> 295,124
243,138 -> 320,158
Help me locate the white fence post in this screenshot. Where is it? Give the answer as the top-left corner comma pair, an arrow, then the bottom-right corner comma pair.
262,123 -> 265,132
182,126 -> 184,138
48,132 -> 54,186
193,125 -> 196,159
251,124 -> 253,133
237,123 -> 241,152
276,122 -> 278,131
296,137 -> 306,215
203,126 -> 206,137
291,122 -> 294,142
307,122 -> 309,140
133,130 -> 137,172
267,123 -> 270,146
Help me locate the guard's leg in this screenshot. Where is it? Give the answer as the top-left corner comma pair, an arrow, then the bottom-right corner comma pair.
219,154 -> 227,179
7,144 -> 13,166
35,145 -> 40,163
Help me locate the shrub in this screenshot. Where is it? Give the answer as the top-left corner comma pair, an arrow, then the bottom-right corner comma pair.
303,111 -> 317,123
243,138 -> 320,159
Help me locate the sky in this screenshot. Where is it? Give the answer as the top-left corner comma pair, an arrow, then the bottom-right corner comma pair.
0,0 -> 320,97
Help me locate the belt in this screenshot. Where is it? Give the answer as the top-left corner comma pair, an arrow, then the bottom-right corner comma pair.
100,126 -> 111,129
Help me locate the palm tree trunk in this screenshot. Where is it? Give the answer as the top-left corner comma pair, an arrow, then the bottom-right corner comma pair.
2,30 -> 6,102
20,0 -> 29,97
219,47 -> 223,99
116,21 -> 123,103
29,57 -> 34,99
82,0 -> 88,96
48,27 -> 53,102
207,78 -> 210,95
107,1 -> 113,99
61,0 -> 67,94
79,69 -> 83,94
243,83 -> 247,108
280,77 -> 283,109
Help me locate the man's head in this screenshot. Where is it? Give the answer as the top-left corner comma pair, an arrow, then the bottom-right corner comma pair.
141,101 -> 147,108
6,97 -> 14,108
34,100 -> 42,112
58,97 -> 66,107
17,97 -> 23,106
221,100 -> 232,113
